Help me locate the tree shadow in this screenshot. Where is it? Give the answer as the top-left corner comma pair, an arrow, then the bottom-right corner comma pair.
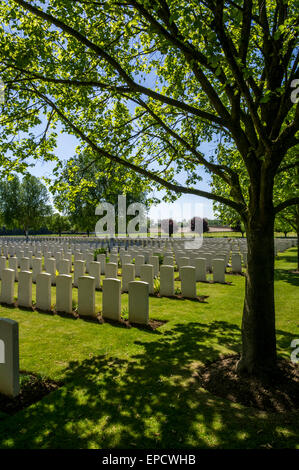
274,269 -> 299,287
0,320 -> 297,449
277,253 -> 298,264
276,329 -> 299,360
273,250 -> 299,286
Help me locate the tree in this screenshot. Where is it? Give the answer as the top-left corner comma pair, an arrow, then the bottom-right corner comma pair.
0,1 -> 298,377
0,177 -> 21,231
275,213 -> 293,237
232,220 -> 245,237
53,152 -> 149,236
48,213 -> 71,236
212,203 -> 245,236
0,175 -> 52,240
207,218 -> 223,227
67,203 -> 96,237
213,145 -> 298,257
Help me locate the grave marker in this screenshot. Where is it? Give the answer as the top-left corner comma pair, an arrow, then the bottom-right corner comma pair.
0,318 -> 19,397
128,281 -> 149,325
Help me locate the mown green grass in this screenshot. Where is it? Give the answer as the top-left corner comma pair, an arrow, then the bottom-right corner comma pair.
0,248 -> 298,449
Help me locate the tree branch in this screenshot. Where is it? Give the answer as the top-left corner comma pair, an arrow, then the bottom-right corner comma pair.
276,161 -> 299,174
12,0 -> 226,127
213,0 -> 271,150
275,197 -> 299,214
24,85 -> 243,213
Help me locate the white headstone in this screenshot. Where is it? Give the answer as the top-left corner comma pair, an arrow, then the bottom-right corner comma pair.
121,254 -> 131,266
58,259 -> 70,275
89,261 -> 101,289
212,259 -> 226,283
105,262 -> 118,279
44,257 -> 56,285
97,253 -> 106,274
232,253 -> 242,273
140,264 -> 154,294
149,255 -> 159,277
8,257 -> 18,281
78,276 -> 96,317
109,254 -> 118,265
0,318 -> 19,397
85,253 -> 94,273
20,257 -> 30,272
128,281 -> 149,325
56,274 -> 73,314
202,252 -> 213,271
160,265 -> 174,297
74,260 -> 85,287
0,269 -> 15,305
122,263 -> 135,293
135,255 -> 145,277
181,266 -> 197,298
17,251 -> 24,268
163,255 -> 173,266
32,257 -> 42,283
18,270 -> 32,308
0,256 -> 6,279
36,273 -> 52,311
194,258 -> 206,282
102,278 -> 121,321
178,257 -> 190,270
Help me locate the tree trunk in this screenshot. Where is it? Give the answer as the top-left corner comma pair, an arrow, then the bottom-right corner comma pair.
296,207 -> 299,271
237,212 -> 277,377
297,227 -> 299,271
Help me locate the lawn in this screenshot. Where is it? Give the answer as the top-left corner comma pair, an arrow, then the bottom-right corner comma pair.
0,248 -> 298,449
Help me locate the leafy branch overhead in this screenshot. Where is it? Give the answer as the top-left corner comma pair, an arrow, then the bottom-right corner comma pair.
0,0 -> 298,218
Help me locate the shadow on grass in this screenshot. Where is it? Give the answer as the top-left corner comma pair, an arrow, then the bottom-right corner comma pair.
277,254 -> 298,264
0,321 -> 297,449
276,329 -> 299,360
274,250 -> 299,287
274,269 -> 299,287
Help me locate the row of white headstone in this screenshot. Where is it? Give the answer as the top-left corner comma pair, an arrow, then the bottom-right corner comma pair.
0,267 -> 151,325
1,236 -> 295,274
0,236 -> 295,290
0,234 -> 297,257
0,248 -> 238,279
0,255 -> 229,303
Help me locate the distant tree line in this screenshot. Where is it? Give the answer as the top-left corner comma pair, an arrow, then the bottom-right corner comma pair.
0,167 -> 149,238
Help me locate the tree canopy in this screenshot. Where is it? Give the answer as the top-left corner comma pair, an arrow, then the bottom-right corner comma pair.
53,150 -> 149,235
0,0 -> 297,214
0,174 -> 51,237
212,145 -> 298,234
47,212 -> 72,236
